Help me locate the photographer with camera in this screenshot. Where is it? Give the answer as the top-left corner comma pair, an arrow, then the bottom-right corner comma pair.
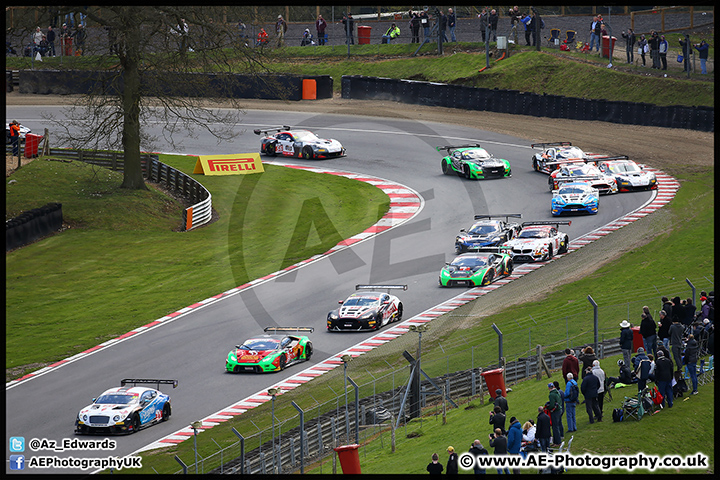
694,39 -> 709,74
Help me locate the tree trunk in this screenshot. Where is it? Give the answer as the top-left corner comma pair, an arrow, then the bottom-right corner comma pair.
120,18 -> 147,190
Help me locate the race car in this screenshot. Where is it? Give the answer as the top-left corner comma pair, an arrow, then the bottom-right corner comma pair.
454,214 -> 522,254
438,144 -> 512,180
439,248 -> 514,287
548,162 -> 618,194
6,122 -> 31,144
327,285 -> 406,331
597,157 -> 658,192
551,181 -> 599,216
502,221 -> 571,262
254,125 -> 345,159
75,379 -> 177,435
531,142 -> 591,174
226,327 -> 313,373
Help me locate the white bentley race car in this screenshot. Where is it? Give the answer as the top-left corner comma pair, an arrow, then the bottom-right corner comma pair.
502,221 -> 571,262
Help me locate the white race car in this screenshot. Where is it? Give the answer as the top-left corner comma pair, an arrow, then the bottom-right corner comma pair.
502,221 -> 571,262
327,285 -> 406,331
75,379 -> 177,434
597,158 -> 658,192
549,162 -> 618,194
254,125 -> 345,159
531,142 -> 590,174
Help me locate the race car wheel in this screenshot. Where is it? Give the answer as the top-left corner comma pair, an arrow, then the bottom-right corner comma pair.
559,236 -> 569,254
503,259 -> 514,276
304,342 -> 313,360
441,159 -> 453,175
463,164 -> 472,179
455,243 -> 464,255
546,246 -> 554,260
278,353 -> 287,370
265,142 -> 277,156
481,270 -> 495,286
162,404 -> 171,421
302,146 -> 314,159
533,158 -> 539,171
131,413 -> 141,433
548,177 -> 555,191
395,303 -> 403,322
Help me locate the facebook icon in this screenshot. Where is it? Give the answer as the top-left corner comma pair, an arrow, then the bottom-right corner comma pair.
9,454 -> 25,470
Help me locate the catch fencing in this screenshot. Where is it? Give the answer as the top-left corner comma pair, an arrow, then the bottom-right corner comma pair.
168,276 -> 713,474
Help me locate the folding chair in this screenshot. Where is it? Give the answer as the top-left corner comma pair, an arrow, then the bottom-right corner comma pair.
564,435 -> 574,454
621,387 -> 647,420
547,440 -> 564,454
546,28 -> 561,47
697,358 -> 713,386
565,30 -> 577,45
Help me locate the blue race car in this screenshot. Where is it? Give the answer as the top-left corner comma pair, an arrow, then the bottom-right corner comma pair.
551,181 -> 599,216
454,214 -> 522,254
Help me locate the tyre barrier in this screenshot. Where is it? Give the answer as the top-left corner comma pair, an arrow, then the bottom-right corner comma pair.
6,202 -> 63,251
340,75 -> 713,132
16,70 -> 333,100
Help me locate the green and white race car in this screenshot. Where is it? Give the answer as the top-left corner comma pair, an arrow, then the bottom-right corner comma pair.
226,327 -> 313,373
439,248 -> 514,287
438,144 -> 512,180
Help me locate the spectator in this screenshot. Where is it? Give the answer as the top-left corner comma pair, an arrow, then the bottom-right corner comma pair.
522,420 -> 536,443
669,315 -> 685,372
300,29 -> 314,46
489,405 -> 506,435
684,334 -> 699,394
648,30 -> 660,69
521,12 -> 532,46
563,372 -> 579,433
488,9 -> 499,42
607,359 -> 637,388
256,28 -> 269,47
657,310 -> 671,349
382,23 -> 400,44
447,8 -> 456,42
621,28 -> 635,64
659,34 -> 668,70
316,15 -> 327,46
9,120 -> 21,157
678,37 -> 692,72
60,23 -> 72,56
619,320 -> 634,366
654,350 -> 674,408
506,417 -> 522,474
438,10 -> 448,43
341,12 -> 355,45
640,307 -> 657,359
562,348 -> 579,384
589,16 -> 600,52
508,6 -> 523,26
237,20 -> 248,43
553,380 -> 565,439
409,10 -> 420,44
661,296 -> 674,318
426,452 -> 443,475
446,446 -> 458,475
535,406 -> 551,452
578,345 -> 597,379
468,439 -> 489,475
547,382 -> 563,446
73,23 -> 87,55
685,298 -> 697,325
477,8 -> 488,43
633,347 -> 652,393
637,34 -> 647,66
46,25 -> 56,56
33,26 -> 43,47
488,428 -> 510,475
580,367 -> 602,424
528,11 -> 542,47
591,360 -> 606,418
275,15 -> 288,48
698,295 -> 712,321
493,389 -> 509,414
419,9 -> 430,41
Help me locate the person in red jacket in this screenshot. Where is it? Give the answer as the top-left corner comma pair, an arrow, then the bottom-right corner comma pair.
561,348 -> 579,384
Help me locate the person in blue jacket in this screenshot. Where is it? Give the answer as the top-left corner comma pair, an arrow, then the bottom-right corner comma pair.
506,417 -> 522,474
694,40 -> 709,74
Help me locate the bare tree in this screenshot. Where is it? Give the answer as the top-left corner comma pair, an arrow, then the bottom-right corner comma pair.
14,6 -> 283,190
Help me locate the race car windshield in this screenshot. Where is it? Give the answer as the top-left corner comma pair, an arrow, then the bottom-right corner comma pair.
468,224 -> 500,236
562,166 -> 587,175
292,131 -> 320,142
95,394 -> 136,405
607,162 -> 640,173
451,256 -> 489,267
240,338 -> 280,350
556,147 -> 584,159
344,296 -> 379,307
461,149 -> 490,161
559,186 -> 589,195
518,229 -> 548,238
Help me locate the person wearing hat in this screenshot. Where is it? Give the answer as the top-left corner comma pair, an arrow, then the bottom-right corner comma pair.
446,446 -> 458,475
493,388 -> 509,414
275,15 -> 287,48
547,383 -> 563,445
9,120 -> 21,157
633,347 -> 652,393
300,28 -> 314,46
654,350 -> 674,408
619,320 -> 634,367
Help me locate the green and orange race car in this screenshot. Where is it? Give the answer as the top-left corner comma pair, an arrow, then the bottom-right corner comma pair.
226,327 -> 313,373
439,248 -> 514,287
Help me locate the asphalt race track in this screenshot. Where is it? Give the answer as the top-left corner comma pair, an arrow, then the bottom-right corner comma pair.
5,106 -> 654,474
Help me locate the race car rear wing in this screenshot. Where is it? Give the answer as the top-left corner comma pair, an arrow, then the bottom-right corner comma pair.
264,326 -> 314,334
436,144 -> 482,154
544,157 -> 590,166
356,284 -> 408,291
465,245 -> 514,255
554,175 -> 602,185
253,125 -> 292,136
474,214 -> 522,221
530,141 -> 572,149
121,379 -> 179,389
521,221 -> 572,227
589,155 -> 630,162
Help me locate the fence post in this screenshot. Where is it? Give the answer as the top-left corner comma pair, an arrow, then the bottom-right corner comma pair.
231,427 -> 245,475
588,295 -> 599,354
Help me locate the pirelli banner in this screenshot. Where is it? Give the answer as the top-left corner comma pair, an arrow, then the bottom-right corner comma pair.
193,153 -> 264,175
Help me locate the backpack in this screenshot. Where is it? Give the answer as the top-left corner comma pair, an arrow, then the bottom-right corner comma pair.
568,383 -> 579,403
612,408 -> 624,422
651,386 -> 664,406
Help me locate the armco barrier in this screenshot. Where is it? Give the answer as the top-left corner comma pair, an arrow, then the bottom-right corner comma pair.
340,75 -> 713,132
6,203 -> 63,251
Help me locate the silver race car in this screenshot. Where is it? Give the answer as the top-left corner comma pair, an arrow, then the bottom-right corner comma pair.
254,125 -> 345,159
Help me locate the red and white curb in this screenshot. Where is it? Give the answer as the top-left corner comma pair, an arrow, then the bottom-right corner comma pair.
136,167 -> 679,454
